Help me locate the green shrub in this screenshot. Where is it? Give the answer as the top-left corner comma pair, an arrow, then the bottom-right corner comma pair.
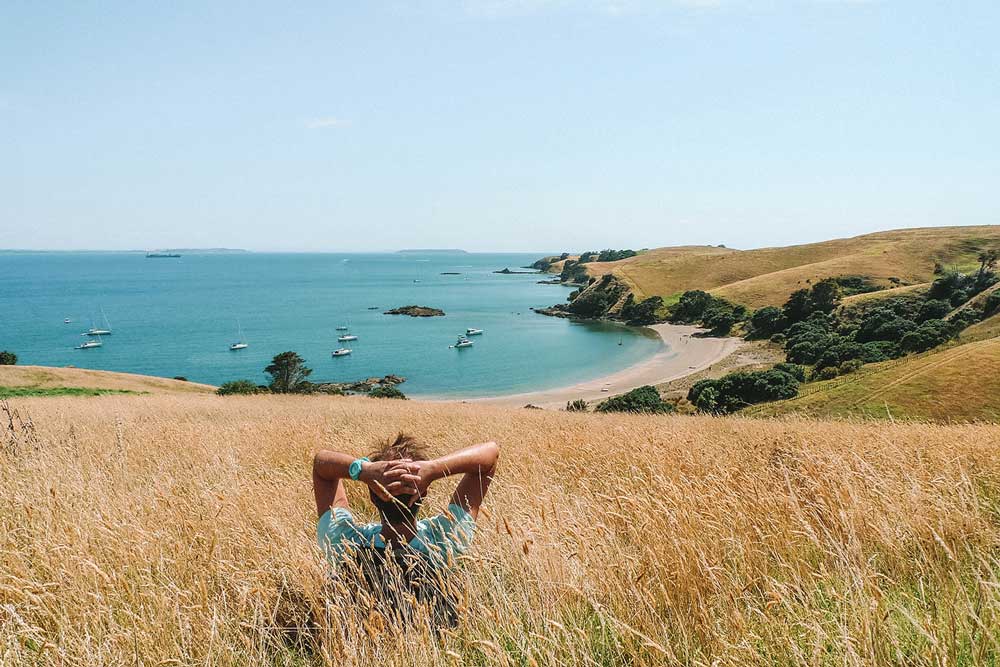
748,306 -> 787,338
596,386 -> 672,414
621,296 -> 663,325
838,359 -> 864,375
688,370 -> 799,413
0,351 -> 16,365
370,385 -> 406,399
985,293 -> 1000,316
217,380 -> 267,396
813,366 -> 840,382
566,399 -> 589,412
899,319 -> 955,353
773,362 -> 806,382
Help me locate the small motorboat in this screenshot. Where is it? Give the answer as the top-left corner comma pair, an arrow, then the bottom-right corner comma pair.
332,348 -> 352,357
453,336 -> 473,349
77,339 -> 103,349
229,342 -> 248,351
367,306 -> 379,310
335,326 -> 349,331
466,328 -> 484,336
338,334 -> 358,342
64,317 -> 72,324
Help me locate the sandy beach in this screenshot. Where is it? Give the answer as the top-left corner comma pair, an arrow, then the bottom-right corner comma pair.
465,324 -> 743,409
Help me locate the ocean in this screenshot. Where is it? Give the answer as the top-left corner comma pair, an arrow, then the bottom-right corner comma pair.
0,252 -> 664,398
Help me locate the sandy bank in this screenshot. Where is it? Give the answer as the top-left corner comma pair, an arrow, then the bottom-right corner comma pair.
462,324 -> 743,409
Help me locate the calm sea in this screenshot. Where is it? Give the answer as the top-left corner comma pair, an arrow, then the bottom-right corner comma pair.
0,252 -> 663,398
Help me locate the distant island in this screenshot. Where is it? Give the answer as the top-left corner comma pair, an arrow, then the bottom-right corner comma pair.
396,249 -> 468,254
384,305 -> 446,317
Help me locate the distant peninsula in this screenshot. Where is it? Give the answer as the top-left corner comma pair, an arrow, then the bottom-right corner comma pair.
396,249 -> 468,254
384,305 -> 446,317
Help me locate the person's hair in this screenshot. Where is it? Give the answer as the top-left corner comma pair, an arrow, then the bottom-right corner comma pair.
368,433 -> 429,525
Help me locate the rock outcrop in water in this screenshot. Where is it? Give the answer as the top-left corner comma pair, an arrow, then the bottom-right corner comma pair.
384,305 -> 445,317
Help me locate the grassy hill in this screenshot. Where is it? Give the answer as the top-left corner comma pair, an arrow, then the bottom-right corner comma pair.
3,390 -> 1000,665
0,364 -> 216,396
587,225 -> 1000,309
750,332 -> 1000,422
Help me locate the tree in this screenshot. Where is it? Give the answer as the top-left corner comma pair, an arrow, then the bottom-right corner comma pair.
899,319 -> 954,353
0,351 -> 16,365
370,385 -> 406,399
566,399 -> 588,412
984,293 -> 1000,316
977,250 -> 998,281
596,386 -> 672,414
917,299 -> 951,323
810,278 -> 841,314
217,380 -> 267,396
782,289 -> 813,324
749,306 -> 787,338
671,290 -> 714,323
773,362 -> 806,382
704,309 -> 736,336
621,296 -> 663,325
688,369 -> 799,414
265,351 -> 313,393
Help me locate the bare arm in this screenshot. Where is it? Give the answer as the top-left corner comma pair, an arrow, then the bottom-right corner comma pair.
411,441 -> 500,520
312,450 -> 418,518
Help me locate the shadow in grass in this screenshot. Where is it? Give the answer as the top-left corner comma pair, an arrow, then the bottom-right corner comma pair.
0,386 -> 139,398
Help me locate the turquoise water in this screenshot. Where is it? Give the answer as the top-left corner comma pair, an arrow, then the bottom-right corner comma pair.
0,252 -> 663,398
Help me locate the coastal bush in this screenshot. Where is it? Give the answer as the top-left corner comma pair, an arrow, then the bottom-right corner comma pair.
669,290 -> 747,334
900,319 -> 955,353
264,351 -> 313,393
173,376 -> 188,382
369,385 -> 406,399
813,366 -> 840,381
838,358 -> 864,375
917,299 -> 951,323
596,385 -> 672,414
565,399 -> 588,412
984,293 -> 1000,316
748,306 -> 787,338
688,369 -> 799,413
0,350 -> 16,365
559,260 -> 590,284
772,362 -> 806,382
217,380 -> 267,395
621,295 -> 663,325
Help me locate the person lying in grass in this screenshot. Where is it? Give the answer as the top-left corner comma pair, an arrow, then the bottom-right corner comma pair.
312,433 -> 499,625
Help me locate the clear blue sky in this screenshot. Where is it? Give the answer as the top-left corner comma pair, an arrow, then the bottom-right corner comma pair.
3,1 -> 998,252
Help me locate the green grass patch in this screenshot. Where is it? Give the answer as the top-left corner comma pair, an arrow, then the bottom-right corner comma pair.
0,386 -> 138,398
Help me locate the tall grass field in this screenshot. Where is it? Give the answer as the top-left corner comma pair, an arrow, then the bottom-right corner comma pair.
3,394 -> 1000,665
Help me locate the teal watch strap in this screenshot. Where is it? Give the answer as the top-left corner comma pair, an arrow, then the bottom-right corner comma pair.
348,457 -> 369,481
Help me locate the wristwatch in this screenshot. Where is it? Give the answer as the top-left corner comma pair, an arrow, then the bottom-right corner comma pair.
348,457 -> 369,481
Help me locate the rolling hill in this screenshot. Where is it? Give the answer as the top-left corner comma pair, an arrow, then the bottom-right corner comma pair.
585,225 -> 1000,309
749,326 -> 1000,422
0,364 -> 216,395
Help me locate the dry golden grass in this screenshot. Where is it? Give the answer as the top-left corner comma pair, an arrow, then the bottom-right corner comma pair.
749,336 -> 1000,422
592,225 -> 1000,308
3,393 -> 1000,666
0,365 -> 215,394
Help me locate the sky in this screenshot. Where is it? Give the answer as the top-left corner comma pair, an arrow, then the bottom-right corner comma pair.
2,1 -> 998,253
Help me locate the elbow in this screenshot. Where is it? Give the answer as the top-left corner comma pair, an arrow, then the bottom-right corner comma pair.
484,441 -> 500,473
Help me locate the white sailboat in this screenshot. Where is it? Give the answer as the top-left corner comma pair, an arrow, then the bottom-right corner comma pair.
338,334 -> 358,342
229,319 -> 249,350
83,307 -> 112,336
332,348 -> 352,357
77,338 -> 103,349
466,328 -> 484,336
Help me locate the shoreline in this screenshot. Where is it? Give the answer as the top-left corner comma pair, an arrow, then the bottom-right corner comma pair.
436,323 -> 743,409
